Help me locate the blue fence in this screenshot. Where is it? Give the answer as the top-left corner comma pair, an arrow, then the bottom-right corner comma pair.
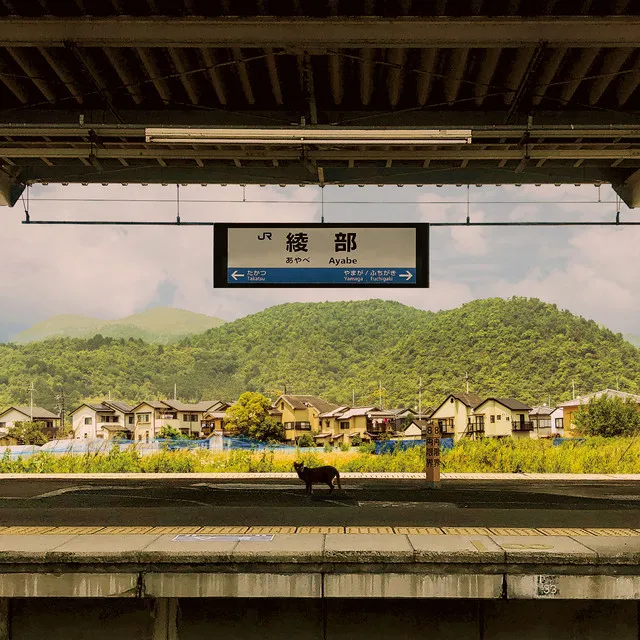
552,438 -> 586,446
373,437 -> 453,455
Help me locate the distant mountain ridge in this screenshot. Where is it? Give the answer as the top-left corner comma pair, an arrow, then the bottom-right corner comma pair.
10,307 -> 225,344
1,298 -> 639,413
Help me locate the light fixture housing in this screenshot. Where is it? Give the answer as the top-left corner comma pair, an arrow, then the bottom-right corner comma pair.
145,127 -> 472,146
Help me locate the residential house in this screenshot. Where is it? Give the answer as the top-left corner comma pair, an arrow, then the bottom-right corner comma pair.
429,393 -> 483,440
131,400 -> 222,441
556,389 -> 640,436
274,395 -> 341,444
550,407 -> 565,436
529,406 -> 555,439
201,401 -> 233,436
330,406 -> 376,445
399,419 -> 431,441
473,398 -> 532,439
0,406 -> 61,440
368,407 -> 419,437
70,401 -> 135,440
315,406 -> 349,444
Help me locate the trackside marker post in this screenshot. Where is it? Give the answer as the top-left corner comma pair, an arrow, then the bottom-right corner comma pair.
425,422 -> 441,488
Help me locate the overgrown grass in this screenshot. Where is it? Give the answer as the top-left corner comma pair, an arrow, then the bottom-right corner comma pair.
1,438 -> 640,474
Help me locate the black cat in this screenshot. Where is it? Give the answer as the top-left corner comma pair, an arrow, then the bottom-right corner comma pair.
293,461 -> 341,494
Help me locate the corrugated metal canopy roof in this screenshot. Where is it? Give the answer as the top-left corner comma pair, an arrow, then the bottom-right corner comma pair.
0,0 -> 638,205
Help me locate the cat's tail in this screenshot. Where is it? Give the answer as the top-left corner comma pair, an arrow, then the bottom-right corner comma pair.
335,469 -> 341,490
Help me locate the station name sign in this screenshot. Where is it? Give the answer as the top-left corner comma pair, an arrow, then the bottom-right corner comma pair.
213,223 -> 429,288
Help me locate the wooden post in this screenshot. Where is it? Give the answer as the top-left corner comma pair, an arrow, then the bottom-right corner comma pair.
424,422 -> 441,488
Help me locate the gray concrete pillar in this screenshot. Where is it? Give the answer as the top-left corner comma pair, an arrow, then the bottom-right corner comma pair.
152,599 -> 179,640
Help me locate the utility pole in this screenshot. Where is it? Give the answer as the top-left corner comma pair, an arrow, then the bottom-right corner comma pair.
27,382 -> 35,421
379,380 -> 383,410
465,372 -> 470,394
352,389 -> 355,406
174,383 -> 177,401
418,376 -> 423,421
55,389 -> 65,434
572,379 -> 576,400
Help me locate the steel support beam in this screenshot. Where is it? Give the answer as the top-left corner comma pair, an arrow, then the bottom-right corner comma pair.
1,18 -> 638,48
0,168 -> 24,207
11,164 -> 624,188
1,146 -> 637,161
614,169 -> 640,209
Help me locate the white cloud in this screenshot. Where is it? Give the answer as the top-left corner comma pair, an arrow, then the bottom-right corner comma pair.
1,183 -> 640,338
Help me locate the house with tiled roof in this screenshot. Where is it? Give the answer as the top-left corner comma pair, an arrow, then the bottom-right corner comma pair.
0,406 -> 61,441
274,395 -> 341,443
131,399 -> 222,440
473,397 -> 532,439
556,389 -> 640,436
529,405 -> 555,438
70,401 -> 135,440
429,393 -> 484,439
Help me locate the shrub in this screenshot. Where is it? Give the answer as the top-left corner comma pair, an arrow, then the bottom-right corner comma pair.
339,441 -> 351,452
359,441 -> 376,454
323,442 -> 332,452
297,433 -> 315,447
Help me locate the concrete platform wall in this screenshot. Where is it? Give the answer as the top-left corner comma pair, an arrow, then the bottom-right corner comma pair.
6,598 -> 639,640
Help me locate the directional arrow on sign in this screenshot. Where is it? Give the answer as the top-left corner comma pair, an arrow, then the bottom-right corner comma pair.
231,270 -> 245,280
400,271 -> 413,280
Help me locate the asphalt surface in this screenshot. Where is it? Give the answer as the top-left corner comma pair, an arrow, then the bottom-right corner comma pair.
0,477 -> 637,528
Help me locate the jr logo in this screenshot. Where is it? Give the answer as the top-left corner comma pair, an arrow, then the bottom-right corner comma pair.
257,232 -> 273,240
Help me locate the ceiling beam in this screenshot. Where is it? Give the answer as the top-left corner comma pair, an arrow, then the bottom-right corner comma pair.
588,47 -> 633,105
200,48 -> 227,105
329,51 -> 343,105
474,48 -> 501,106
1,17 -> 638,47
303,53 -> 318,125
531,47 -> 566,106
103,47 -> 142,104
360,48 -> 374,106
616,63 -> 640,107
415,49 -> 436,106
265,47 -> 283,105
136,47 -> 171,103
233,48 -> 255,105
559,49 -> 599,104
2,146 -> 637,161
444,48 -> 468,105
0,124 -> 636,139
387,48 -> 406,107
6,47 -> 55,102
168,47 -> 200,104
0,55 -> 29,103
38,48 -> 84,104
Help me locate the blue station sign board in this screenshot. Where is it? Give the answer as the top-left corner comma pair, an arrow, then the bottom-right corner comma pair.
213,223 -> 429,288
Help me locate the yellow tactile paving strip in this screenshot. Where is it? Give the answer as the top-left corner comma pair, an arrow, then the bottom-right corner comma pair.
0,526 -> 639,536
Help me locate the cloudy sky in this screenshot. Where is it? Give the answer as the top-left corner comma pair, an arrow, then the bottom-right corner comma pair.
0,181 -> 638,342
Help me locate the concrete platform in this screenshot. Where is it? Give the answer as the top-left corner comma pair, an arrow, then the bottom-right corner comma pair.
0,532 -> 638,600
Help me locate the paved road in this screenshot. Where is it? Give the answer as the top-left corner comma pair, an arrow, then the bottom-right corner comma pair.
0,477 -> 637,528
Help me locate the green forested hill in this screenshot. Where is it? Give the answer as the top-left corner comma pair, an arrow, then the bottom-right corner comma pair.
11,307 -> 225,344
1,298 -> 639,413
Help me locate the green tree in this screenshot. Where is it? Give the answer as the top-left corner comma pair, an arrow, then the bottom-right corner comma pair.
7,421 -> 48,445
251,417 -> 285,443
297,433 -> 315,447
573,395 -> 640,437
224,392 -> 273,440
351,433 -> 363,447
157,426 -> 188,440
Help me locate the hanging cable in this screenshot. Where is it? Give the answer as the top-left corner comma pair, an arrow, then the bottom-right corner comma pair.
176,184 -> 181,224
